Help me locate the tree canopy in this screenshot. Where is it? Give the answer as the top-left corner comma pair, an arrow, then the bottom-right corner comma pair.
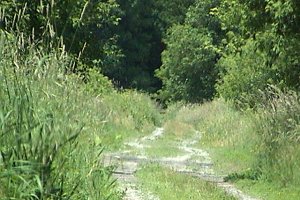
1,0 -> 299,104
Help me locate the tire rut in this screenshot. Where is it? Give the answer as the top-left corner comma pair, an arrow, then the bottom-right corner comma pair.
104,127 -> 259,200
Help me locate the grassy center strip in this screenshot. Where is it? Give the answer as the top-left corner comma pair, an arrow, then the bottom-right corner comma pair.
136,164 -> 236,200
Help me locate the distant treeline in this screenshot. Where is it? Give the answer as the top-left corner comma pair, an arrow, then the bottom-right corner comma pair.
1,0 -> 300,106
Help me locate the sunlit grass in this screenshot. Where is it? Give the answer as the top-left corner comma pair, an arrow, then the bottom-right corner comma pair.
0,28 -> 161,199
144,138 -> 185,158
137,164 -> 236,200
165,98 -> 300,198
164,99 -> 257,174
235,179 -> 300,200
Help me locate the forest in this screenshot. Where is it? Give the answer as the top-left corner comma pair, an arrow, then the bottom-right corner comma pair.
0,0 -> 299,199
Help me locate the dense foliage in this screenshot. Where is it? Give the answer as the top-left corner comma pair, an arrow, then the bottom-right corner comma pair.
156,0 -> 221,103
0,31 -> 121,199
1,0 -> 300,197
216,0 -> 300,106
157,24 -> 217,102
0,29 -> 161,199
0,0 -> 121,69
1,0 -> 299,102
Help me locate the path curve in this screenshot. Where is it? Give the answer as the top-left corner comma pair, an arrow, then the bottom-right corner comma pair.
104,127 -> 259,200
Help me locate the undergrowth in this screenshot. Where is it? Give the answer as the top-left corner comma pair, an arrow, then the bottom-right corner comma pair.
255,87 -> 300,187
165,96 -> 300,197
0,31 -> 120,199
0,24 -> 161,199
164,100 -> 257,174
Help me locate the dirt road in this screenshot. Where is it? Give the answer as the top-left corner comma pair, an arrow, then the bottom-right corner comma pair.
104,127 -> 258,200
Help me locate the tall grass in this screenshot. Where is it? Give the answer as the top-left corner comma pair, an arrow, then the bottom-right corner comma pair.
91,90 -> 162,151
164,90 -> 300,196
0,19 -> 162,198
256,87 -> 300,186
0,31 -> 122,199
164,100 -> 257,174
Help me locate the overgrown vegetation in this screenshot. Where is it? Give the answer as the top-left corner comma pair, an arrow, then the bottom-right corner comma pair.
1,0 -> 300,198
157,0 -> 300,197
0,19 -> 160,200
164,98 -> 300,198
256,88 -> 300,186
0,32 -> 120,198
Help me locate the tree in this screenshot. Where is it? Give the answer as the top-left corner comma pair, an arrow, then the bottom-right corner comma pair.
105,0 -> 198,92
0,0 -> 122,71
101,0 -> 163,92
157,24 -> 217,103
156,0 -> 222,103
154,0 -> 195,32
215,0 -> 300,106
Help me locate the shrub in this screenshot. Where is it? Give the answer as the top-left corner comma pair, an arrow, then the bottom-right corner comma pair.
85,67 -> 114,96
156,24 -> 217,103
216,39 -> 275,108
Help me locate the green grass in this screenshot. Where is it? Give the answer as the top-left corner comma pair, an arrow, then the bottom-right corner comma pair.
144,137 -> 185,158
136,164 -> 236,200
0,29 -> 162,199
3,4 -> 299,199
209,146 -> 256,175
164,98 -> 300,199
254,89 -> 300,186
235,179 -> 300,200
0,51 -> 122,199
99,91 -> 162,151
140,113 -> 197,157
164,99 -> 257,174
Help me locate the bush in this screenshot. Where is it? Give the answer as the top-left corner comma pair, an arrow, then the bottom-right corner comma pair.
156,24 -> 218,103
85,67 -> 114,96
216,39 -> 275,108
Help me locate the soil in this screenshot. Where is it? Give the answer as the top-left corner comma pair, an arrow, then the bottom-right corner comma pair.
103,127 -> 259,200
